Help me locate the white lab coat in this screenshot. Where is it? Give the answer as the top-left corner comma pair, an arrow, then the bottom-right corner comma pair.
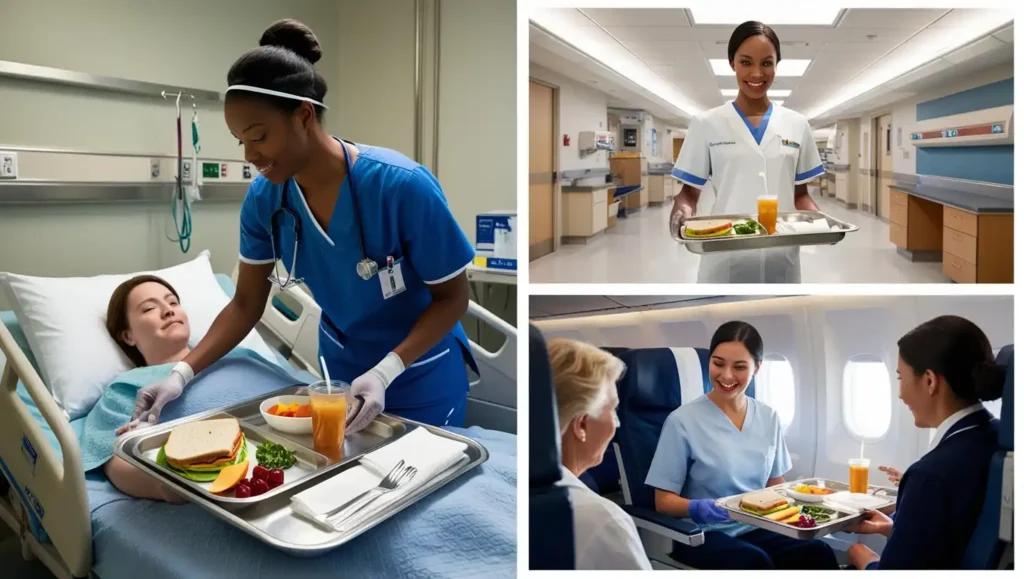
556,466 -> 653,570
672,102 -> 825,283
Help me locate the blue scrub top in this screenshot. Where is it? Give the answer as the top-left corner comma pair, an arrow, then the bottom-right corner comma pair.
645,395 -> 792,537
238,139 -> 477,407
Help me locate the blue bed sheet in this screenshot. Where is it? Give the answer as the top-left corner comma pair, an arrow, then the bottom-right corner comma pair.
2,310 -> 516,578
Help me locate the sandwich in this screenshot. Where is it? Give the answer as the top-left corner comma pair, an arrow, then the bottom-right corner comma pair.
739,490 -> 791,518
157,418 -> 248,482
683,219 -> 733,238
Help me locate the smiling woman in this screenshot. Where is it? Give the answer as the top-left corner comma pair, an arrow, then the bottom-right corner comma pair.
668,20 -> 826,283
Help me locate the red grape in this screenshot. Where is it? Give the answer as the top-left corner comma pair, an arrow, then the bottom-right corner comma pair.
235,484 -> 252,499
251,479 -> 269,496
252,465 -> 270,481
268,469 -> 285,487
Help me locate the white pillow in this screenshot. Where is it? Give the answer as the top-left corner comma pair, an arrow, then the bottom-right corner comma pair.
0,250 -> 279,420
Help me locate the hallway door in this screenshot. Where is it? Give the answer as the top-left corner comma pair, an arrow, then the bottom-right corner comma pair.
875,114 -> 893,220
529,80 -> 555,260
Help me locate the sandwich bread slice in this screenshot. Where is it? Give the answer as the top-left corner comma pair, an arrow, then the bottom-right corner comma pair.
164,418 -> 243,471
683,219 -> 733,238
739,490 -> 790,517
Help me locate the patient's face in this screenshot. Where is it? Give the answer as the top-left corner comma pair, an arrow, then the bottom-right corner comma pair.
121,282 -> 191,360
710,341 -> 757,400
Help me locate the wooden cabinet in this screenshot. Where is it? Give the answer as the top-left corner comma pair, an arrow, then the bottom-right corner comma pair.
561,187 -> 610,241
647,174 -> 673,204
887,188 -> 942,251
941,207 -> 1012,284
888,186 -> 1012,283
610,154 -> 648,212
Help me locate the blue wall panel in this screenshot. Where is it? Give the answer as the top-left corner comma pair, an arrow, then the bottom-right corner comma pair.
915,78 -> 1013,185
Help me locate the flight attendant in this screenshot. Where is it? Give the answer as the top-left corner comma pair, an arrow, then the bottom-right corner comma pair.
125,19 -> 477,433
846,316 -> 1004,569
669,21 -> 826,283
645,322 -> 838,569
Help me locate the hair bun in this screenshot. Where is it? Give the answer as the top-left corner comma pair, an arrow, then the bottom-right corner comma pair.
260,19 -> 322,65
973,360 -> 1006,402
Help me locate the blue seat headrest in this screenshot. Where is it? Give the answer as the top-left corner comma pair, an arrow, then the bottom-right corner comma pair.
996,345 -> 1013,450
529,325 -> 563,487
616,347 -> 710,509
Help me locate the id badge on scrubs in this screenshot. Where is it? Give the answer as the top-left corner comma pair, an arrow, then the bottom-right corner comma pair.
380,256 -> 406,299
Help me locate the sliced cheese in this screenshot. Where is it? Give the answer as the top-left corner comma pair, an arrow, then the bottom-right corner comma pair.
782,512 -> 803,524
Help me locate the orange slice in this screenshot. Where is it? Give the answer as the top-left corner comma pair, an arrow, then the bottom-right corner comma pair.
209,460 -> 250,494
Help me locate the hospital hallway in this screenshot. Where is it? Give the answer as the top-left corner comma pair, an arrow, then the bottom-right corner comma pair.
529,196 -> 949,284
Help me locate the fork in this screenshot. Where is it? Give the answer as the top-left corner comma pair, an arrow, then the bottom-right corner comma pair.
326,464 -> 418,529
321,460 -> 405,520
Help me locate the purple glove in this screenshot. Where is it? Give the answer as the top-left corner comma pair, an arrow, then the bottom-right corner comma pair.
689,499 -> 732,525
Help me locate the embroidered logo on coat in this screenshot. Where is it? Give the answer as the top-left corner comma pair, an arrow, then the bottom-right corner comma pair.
781,139 -> 801,149
709,141 -> 736,147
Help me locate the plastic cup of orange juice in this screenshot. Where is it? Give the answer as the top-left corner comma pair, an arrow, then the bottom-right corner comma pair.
757,195 -> 779,234
849,458 -> 870,494
309,380 -> 351,463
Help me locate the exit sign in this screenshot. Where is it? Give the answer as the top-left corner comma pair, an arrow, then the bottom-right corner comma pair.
202,162 -> 220,178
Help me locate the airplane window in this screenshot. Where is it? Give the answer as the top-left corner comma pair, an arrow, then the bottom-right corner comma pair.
756,353 -> 795,431
842,355 -> 892,439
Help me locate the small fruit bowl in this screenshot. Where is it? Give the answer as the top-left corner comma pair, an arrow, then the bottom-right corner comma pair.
259,395 -> 313,434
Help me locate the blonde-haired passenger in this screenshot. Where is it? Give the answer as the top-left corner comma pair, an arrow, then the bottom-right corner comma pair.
548,338 -> 652,571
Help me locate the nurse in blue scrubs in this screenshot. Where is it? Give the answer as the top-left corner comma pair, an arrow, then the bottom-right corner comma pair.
645,321 -> 838,570
125,19 -> 477,433
846,315 -> 1004,570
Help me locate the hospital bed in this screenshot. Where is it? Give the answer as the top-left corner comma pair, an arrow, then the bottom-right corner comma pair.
0,270 -> 517,579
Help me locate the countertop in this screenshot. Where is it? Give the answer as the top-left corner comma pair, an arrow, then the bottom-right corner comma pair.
889,182 -> 1013,214
561,183 -> 614,192
647,167 -> 673,175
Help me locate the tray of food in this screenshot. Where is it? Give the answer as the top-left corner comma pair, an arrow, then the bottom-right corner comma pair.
672,211 -> 858,254
113,385 -> 489,556
716,478 -> 897,540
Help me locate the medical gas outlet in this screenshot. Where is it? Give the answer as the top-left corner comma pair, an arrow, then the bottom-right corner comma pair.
0,152 -> 18,179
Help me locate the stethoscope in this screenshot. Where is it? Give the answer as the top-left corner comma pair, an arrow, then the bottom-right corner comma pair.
267,140 -> 379,290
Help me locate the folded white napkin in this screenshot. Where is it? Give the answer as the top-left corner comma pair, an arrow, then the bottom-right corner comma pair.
290,427 -> 469,531
822,491 -> 892,512
776,218 -> 832,234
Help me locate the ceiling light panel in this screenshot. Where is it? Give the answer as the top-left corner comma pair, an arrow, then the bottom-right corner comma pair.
710,59 -> 811,76
689,7 -> 842,26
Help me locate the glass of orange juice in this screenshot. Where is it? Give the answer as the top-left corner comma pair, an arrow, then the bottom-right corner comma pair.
757,195 -> 779,234
309,380 -> 350,463
849,458 -> 870,494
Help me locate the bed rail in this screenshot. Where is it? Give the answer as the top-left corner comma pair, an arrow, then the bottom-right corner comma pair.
0,321 -> 91,577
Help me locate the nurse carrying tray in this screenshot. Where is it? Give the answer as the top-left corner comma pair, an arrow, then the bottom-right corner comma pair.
668,21 -> 826,283
121,19 -> 478,435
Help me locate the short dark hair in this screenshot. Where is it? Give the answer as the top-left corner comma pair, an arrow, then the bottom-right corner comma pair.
897,315 -> 1004,403
710,321 -> 764,366
106,275 -> 180,368
226,19 -> 328,122
728,21 -> 782,65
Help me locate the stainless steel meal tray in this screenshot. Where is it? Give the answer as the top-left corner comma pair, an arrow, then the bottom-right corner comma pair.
113,386 -> 489,556
673,211 -> 858,254
118,384 -> 407,509
716,478 -> 897,540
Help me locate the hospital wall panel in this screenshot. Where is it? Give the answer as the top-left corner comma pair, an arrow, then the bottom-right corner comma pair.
887,61 -> 1012,176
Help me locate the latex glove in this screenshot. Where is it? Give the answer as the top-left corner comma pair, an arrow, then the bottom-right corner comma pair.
669,201 -> 694,238
116,362 -> 192,435
347,352 -> 405,434
689,499 -> 732,525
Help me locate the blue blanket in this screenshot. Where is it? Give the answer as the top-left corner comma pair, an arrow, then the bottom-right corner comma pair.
80,348 -> 313,471
71,348 -> 516,578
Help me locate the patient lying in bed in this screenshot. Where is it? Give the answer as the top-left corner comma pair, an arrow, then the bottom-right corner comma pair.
101,275 -> 194,503
82,275 -> 315,505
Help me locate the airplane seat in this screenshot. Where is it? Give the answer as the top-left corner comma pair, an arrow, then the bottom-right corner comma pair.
528,325 -> 575,570
612,347 -> 711,561
963,344 -> 1013,570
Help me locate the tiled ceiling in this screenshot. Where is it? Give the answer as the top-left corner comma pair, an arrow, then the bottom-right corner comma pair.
530,8 -> 1013,124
